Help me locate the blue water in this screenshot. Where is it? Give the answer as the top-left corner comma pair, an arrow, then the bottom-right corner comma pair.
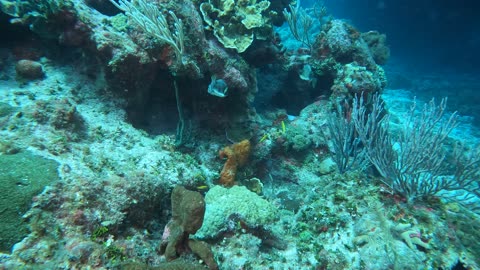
319,0 -> 480,73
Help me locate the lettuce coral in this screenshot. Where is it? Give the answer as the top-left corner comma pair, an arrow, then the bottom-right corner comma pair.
200,0 -> 275,53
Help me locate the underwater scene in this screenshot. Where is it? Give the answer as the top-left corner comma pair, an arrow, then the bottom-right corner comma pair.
0,0 -> 479,269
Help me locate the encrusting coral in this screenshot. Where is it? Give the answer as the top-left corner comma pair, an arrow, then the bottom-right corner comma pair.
218,139 -> 251,187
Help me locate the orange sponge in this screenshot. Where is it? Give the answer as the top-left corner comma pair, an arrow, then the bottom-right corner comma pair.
218,139 -> 251,187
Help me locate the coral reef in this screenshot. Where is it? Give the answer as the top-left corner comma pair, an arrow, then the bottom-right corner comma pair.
361,31 -> 390,65
1,1 -> 479,269
353,202 -> 431,268
330,62 -> 386,99
311,19 -> 387,101
256,18 -> 388,115
2,0 -> 258,135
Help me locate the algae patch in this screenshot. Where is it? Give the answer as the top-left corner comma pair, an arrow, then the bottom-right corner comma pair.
0,151 -> 59,252
0,102 -> 15,117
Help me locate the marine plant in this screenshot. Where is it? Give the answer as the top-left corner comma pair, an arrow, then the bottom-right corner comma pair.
91,226 -> 109,241
109,0 -> 191,146
109,0 -> 185,65
322,101 -> 368,173
283,3 -> 314,50
351,93 -> 480,212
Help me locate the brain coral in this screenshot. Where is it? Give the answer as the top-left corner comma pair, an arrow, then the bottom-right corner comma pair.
195,185 -> 278,239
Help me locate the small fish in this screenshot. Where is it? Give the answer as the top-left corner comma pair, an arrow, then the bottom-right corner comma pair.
196,185 -> 209,190
259,133 -> 268,143
281,121 -> 286,133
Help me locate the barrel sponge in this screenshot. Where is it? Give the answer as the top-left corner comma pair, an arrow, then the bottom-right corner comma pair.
171,186 -> 205,234
195,185 -> 278,239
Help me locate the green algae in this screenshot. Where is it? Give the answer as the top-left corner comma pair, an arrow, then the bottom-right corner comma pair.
0,102 -> 15,117
0,151 -> 59,252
